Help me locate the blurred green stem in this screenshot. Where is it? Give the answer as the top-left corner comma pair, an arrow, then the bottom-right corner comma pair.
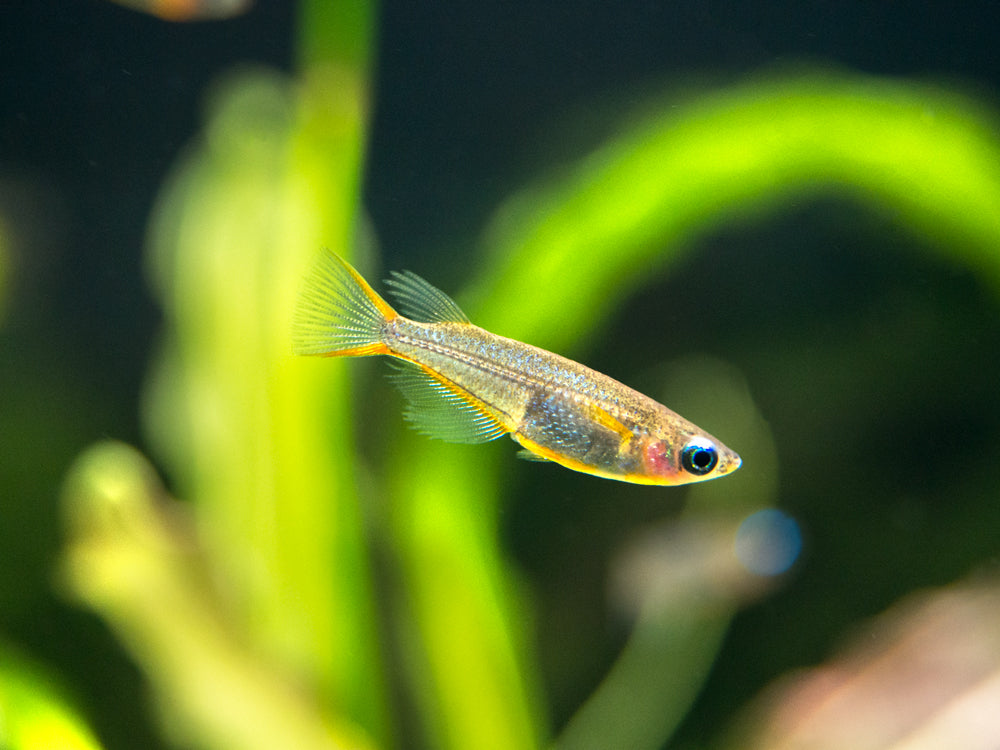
296,0 -> 373,72
389,444 -> 544,750
143,0 -> 384,743
470,72 -> 1000,351
62,441 -> 372,750
0,642 -> 104,750
555,603 -> 731,750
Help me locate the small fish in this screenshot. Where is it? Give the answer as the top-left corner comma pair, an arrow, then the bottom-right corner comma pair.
107,0 -> 251,21
293,251 -> 741,486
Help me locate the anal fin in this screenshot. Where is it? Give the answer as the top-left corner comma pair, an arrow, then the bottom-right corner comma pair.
387,359 -> 509,444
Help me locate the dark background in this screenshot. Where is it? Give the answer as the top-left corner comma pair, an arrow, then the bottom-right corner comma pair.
2,1 -> 1000,748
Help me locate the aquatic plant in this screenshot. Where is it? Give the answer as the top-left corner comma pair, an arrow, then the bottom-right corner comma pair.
42,2 -> 1000,750
0,641 -> 103,750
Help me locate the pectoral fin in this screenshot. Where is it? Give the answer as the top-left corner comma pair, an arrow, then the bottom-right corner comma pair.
587,403 -> 634,447
516,448 -> 551,462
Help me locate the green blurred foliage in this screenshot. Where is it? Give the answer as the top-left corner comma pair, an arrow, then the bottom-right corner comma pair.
467,72 -> 1000,350
0,643 -> 104,750
61,440 -> 373,750
60,64 -> 1000,750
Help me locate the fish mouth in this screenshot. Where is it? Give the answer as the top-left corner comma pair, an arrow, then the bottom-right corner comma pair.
720,450 -> 743,475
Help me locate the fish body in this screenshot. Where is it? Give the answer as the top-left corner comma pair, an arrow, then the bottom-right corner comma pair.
293,251 -> 741,486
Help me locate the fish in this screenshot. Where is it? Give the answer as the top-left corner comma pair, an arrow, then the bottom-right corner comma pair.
107,0 -> 251,21
292,251 -> 741,486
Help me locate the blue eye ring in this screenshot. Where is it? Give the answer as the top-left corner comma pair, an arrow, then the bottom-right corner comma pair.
681,439 -> 718,476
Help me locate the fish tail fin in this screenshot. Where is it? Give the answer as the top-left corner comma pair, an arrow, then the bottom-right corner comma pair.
292,250 -> 398,357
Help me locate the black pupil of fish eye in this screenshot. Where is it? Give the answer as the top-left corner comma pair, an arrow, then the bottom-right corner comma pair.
682,443 -> 718,475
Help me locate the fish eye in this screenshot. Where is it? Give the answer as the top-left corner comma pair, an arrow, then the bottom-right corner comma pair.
681,438 -> 718,476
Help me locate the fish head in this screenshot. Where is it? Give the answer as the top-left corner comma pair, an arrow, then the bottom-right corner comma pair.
640,429 -> 741,485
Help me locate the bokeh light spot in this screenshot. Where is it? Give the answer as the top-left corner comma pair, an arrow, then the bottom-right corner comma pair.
734,508 -> 802,576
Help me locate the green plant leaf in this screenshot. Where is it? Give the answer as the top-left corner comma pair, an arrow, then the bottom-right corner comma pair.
0,643 -> 104,750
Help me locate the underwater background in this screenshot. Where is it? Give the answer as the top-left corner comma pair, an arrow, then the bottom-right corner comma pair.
2,2 -> 1000,749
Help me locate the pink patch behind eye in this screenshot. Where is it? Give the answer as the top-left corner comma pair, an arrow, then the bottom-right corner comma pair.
643,439 -> 676,476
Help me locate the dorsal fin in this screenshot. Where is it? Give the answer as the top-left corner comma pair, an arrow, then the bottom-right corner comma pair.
386,359 -> 508,444
384,270 -> 470,324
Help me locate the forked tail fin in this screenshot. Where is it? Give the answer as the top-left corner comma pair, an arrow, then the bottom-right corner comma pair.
292,250 -> 398,357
